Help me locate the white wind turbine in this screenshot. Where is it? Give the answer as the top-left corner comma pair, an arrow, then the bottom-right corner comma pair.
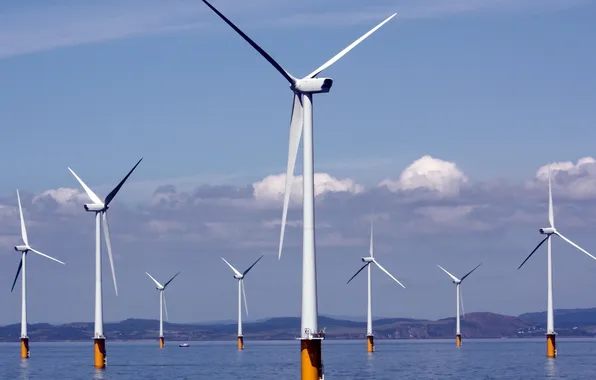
437,262 -> 482,347
201,1 -> 396,377
517,165 -> 596,358
346,224 -> 405,352
11,190 -> 65,359
68,158 -> 142,368
146,271 -> 180,348
221,255 -> 264,350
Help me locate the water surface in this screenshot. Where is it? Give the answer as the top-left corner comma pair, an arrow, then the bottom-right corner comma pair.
0,338 -> 594,379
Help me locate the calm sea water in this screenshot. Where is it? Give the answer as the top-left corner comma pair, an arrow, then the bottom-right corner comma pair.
0,338 -> 595,379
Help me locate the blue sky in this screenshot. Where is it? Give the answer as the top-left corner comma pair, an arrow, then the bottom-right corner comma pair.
0,0 -> 596,326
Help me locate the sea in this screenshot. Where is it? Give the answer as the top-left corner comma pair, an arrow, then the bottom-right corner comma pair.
0,338 -> 594,379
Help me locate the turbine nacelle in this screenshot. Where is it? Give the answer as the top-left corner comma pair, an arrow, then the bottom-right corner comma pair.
234,274 -> 244,280
14,245 -> 28,252
361,257 -> 374,263
84,203 -> 106,212
292,78 -> 333,94
540,227 -> 556,235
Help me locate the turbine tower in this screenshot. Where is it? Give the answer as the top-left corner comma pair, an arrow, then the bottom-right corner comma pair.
221,255 -> 264,350
146,271 -> 180,348
437,263 -> 482,346
518,165 -> 596,358
201,1 -> 396,377
346,224 -> 405,352
11,190 -> 65,359
68,158 -> 142,368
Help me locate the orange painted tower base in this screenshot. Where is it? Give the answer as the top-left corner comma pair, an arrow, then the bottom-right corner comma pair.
159,336 -> 165,348
366,335 -> 374,352
456,334 -> 462,347
547,334 -> 556,358
237,336 -> 244,350
20,338 -> 30,359
94,338 -> 106,369
301,339 -> 323,380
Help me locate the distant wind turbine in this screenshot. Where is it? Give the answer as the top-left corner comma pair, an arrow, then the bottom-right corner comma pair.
437,262 -> 482,346
221,255 -> 264,350
146,271 -> 180,348
68,158 -> 142,368
517,165 -> 596,358
11,190 -> 65,359
201,0 -> 396,377
347,224 -> 405,352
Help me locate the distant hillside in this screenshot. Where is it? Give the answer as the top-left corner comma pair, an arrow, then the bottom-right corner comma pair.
1,308 -> 596,342
516,308 -> 596,337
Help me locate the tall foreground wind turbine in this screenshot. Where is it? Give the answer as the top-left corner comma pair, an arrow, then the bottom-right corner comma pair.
146,271 -> 180,348
221,255 -> 263,350
201,1 -> 395,377
346,225 -> 405,352
68,158 -> 142,368
11,190 -> 65,359
518,165 -> 596,358
437,263 -> 482,347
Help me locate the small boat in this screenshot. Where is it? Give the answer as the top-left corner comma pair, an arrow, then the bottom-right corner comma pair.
179,343 -> 190,348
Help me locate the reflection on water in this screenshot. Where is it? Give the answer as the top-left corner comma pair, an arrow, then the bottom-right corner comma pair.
545,359 -> 558,379
93,369 -> 105,380
19,359 -> 29,380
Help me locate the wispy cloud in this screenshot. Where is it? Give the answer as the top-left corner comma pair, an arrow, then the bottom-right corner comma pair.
0,0 -> 591,60
270,0 -> 592,27
0,1 -> 204,59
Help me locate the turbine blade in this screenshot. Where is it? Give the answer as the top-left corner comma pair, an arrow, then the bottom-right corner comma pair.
460,286 -> 466,318
347,263 -> 369,284
437,264 -> 460,283
278,94 -> 303,260
518,235 -> 550,270
369,223 -> 374,258
146,272 -> 163,288
163,271 -> 181,288
16,190 -> 29,246
163,291 -> 169,322
243,255 -> 264,276
305,13 -> 397,79
556,232 -> 596,261
460,262 -> 482,282
29,248 -> 65,265
104,158 -> 143,207
102,212 -> 119,296
373,259 -> 406,288
68,167 -> 103,205
241,279 -> 249,316
11,258 -> 23,292
548,165 -> 554,227
221,257 -> 242,277
201,0 -> 295,85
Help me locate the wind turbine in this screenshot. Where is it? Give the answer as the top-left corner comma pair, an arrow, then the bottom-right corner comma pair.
201,1 -> 396,378
346,224 -> 405,352
68,158 -> 142,368
517,165 -> 596,358
11,190 -> 65,359
437,262 -> 482,347
221,255 -> 264,350
146,271 -> 180,348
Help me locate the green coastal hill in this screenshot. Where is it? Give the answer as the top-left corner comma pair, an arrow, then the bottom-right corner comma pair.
1,308 -> 595,342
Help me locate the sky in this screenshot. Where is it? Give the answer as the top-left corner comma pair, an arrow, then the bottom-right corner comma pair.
0,0 -> 595,326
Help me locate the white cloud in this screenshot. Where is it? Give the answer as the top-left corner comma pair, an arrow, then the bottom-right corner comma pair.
253,173 -> 364,203
33,187 -> 87,205
533,157 -> 596,199
378,155 -> 468,196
